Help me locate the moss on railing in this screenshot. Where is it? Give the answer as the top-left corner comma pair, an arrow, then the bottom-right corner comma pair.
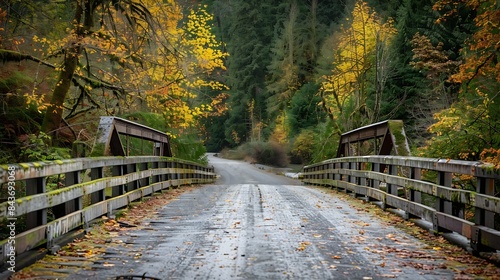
301,155 -> 500,253
387,120 -> 410,156
0,156 -> 216,262
90,143 -> 106,157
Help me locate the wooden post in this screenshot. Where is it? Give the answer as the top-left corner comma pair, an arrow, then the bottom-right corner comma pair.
138,162 -> 149,188
409,167 -> 422,203
371,162 -> 381,190
25,177 -> 47,230
53,171 -> 81,219
387,165 -> 398,196
406,167 -> 422,219
434,171 -> 453,233
152,160 -> 160,184
111,165 -> 125,197
475,177 -> 495,228
90,167 -> 105,204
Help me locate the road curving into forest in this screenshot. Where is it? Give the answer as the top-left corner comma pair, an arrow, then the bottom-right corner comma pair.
12,154 -> 499,279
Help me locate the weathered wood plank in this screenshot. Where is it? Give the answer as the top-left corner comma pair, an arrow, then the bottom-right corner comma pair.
0,156 -> 215,265
302,155 -> 500,253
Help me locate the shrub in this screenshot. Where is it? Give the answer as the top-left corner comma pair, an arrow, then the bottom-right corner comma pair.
223,141 -> 289,167
19,132 -> 70,162
290,129 -> 315,164
254,141 -> 288,167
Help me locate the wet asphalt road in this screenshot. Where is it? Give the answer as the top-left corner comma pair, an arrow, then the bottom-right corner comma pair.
52,155 -> 455,279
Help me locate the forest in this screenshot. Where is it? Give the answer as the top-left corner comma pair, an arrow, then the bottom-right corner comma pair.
0,0 -> 499,168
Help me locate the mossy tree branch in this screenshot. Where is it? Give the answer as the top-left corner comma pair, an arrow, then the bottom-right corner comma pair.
0,49 -> 55,68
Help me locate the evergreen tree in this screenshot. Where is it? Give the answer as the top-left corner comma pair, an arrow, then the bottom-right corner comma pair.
266,0 -> 346,137
288,82 -> 326,137
222,0 -> 278,145
266,0 -> 300,117
202,0 -> 348,148
383,0 -> 444,143
384,0 -> 474,146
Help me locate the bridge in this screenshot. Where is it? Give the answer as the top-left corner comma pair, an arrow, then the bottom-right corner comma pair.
1,118 -> 499,279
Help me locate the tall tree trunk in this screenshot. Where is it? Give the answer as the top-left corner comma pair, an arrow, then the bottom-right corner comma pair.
41,1 -> 86,139
41,48 -> 80,137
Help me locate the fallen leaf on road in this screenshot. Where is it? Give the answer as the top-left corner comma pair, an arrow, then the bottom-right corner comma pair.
385,233 -> 397,242
297,241 -> 311,251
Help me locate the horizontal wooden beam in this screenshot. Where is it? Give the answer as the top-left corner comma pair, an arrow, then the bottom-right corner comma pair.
302,154 -> 500,253
0,156 -> 216,262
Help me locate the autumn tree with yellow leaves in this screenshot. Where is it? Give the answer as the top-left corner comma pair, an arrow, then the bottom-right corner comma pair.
320,0 -> 397,132
418,0 -> 500,160
1,0 -> 227,144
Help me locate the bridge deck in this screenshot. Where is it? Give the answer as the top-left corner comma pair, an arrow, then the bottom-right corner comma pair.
63,184 -> 455,279
8,155 -> 500,279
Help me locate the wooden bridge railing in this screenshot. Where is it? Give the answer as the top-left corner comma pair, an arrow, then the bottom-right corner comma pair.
0,156 -> 216,264
302,155 -> 500,253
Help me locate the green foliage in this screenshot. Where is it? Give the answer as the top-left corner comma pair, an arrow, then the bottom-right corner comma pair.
309,121 -> 340,163
89,143 -> 105,157
212,0 -> 496,165
252,141 -> 289,167
224,90 -> 251,146
382,0 -> 438,142
418,0 -> 499,161
290,129 -> 315,164
170,134 -> 209,165
19,132 -> 71,162
288,83 -> 326,137
381,0 -> 473,148
0,71 -> 31,92
200,112 -> 230,152
222,0 -> 278,146
0,70 -> 43,164
418,87 -> 500,161
1,0 -> 497,167
223,141 -> 289,167
116,112 -> 169,156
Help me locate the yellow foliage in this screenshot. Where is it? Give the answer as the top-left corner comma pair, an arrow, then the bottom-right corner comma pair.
24,0 -> 228,135
269,113 -> 288,144
422,0 -> 499,160
435,0 -> 500,85
139,2 -> 228,131
321,0 -> 396,118
23,93 -> 49,113
480,148 -> 500,170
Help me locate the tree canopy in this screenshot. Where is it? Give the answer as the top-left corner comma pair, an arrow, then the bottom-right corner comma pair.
1,0 -> 499,165
1,0 -> 228,161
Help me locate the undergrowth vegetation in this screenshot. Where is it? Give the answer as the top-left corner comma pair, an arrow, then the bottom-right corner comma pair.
220,141 -> 289,167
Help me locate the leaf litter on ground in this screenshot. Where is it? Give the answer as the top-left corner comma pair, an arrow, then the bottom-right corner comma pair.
10,185 -> 198,280
314,186 -> 500,279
